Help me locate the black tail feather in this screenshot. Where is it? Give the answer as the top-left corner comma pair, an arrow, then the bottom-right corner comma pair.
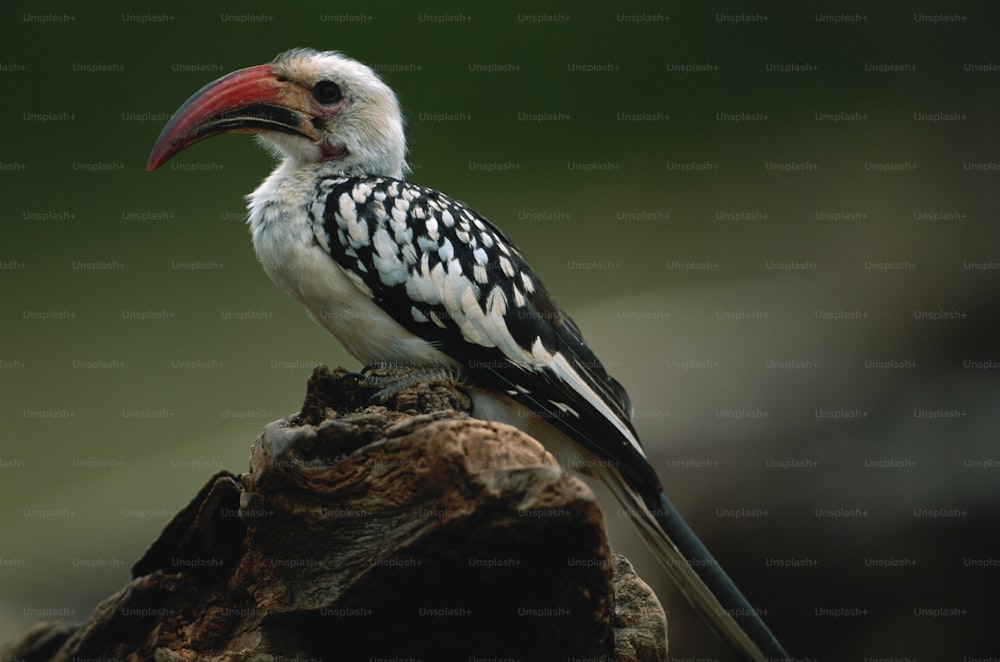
645,490 -> 791,661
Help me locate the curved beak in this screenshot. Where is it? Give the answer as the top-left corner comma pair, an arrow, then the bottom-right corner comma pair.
147,64 -> 323,172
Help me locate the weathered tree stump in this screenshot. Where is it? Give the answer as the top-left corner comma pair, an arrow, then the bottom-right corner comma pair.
2,366 -> 667,661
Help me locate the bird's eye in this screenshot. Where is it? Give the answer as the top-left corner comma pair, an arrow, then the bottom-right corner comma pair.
313,81 -> 343,105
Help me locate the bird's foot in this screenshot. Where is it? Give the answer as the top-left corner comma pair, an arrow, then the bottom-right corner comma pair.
354,362 -> 466,405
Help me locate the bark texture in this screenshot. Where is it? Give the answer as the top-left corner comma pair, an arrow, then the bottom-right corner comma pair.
2,366 -> 667,662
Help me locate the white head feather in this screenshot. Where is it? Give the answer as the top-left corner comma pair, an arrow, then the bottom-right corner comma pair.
259,48 -> 408,179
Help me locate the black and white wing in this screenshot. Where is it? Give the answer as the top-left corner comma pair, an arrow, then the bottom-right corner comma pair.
312,175 -> 660,493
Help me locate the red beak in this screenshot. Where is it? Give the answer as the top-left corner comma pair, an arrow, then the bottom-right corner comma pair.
147,64 -> 323,172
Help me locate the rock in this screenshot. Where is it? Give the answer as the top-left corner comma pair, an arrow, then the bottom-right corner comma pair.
1,366 -> 666,661
612,555 -> 669,662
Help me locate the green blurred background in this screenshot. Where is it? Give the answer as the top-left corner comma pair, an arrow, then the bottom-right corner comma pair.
3,2 -> 1000,658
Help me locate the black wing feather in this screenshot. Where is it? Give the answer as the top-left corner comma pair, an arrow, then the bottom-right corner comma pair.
315,175 -> 659,492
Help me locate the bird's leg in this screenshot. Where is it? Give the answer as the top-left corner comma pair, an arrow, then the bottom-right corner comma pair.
355,362 -> 466,405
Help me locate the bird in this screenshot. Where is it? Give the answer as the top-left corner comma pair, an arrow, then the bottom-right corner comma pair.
147,48 -> 791,661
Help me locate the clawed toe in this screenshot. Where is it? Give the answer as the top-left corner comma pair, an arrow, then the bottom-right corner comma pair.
355,363 -> 465,405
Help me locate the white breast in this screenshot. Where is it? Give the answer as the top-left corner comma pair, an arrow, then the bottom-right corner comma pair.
246,159 -> 458,368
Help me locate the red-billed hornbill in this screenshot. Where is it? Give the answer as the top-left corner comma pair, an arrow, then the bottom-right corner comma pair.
148,48 -> 790,661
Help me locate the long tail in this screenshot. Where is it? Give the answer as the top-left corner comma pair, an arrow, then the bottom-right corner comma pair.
601,468 -> 791,662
